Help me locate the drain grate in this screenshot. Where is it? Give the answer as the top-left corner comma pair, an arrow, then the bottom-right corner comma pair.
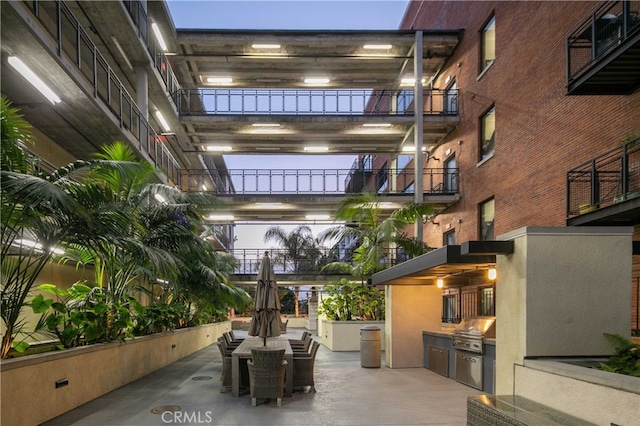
192,376 -> 213,381
150,405 -> 181,415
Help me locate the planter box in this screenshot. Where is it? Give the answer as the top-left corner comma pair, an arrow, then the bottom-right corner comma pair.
0,322 -> 230,426
321,319 -> 385,351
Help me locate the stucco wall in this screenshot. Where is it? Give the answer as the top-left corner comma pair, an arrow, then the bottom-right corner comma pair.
1,322 -> 230,426
321,320 -> 385,352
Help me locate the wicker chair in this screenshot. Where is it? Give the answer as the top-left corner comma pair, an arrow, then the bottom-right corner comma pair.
247,348 -> 287,406
216,341 -> 232,392
228,330 -> 245,342
288,331 -> 311,345
280,319 -> 289,333
292,341 -> 320,393
290,334 -> 313,353
217,337 -> 234,356
223,332 -> 242,348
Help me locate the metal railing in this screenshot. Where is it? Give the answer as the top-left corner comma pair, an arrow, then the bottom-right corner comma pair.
230,247 -> 410,275
567,0 -> 640,85
175,89 -> 458,116
567,136 -> 640,217
23,0 -> 181,186
180,167 -> 459,195
121,0 -> 182,98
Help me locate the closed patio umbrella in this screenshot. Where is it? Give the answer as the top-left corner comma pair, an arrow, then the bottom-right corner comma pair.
248,252 -> 283,345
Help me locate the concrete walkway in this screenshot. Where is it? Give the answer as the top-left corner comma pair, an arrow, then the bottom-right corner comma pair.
43,329 -> 482,426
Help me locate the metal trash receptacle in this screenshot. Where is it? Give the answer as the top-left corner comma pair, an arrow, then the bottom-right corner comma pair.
360,325 -> 381,368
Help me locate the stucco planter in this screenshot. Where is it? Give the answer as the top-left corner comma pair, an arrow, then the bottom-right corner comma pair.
321,319 -> 385,351
1,322 -> 230,426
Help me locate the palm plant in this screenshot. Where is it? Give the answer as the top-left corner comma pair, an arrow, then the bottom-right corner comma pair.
263,225 -> 325,273
318,192 -> 434,281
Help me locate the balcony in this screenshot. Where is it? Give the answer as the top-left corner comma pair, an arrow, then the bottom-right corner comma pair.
567,0 -> 640,95
567,136 -> 640,225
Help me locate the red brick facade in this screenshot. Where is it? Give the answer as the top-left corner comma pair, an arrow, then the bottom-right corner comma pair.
401,1 -> 640,329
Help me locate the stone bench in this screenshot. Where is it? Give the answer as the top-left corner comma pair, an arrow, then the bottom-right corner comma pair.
467,395 -> 595,425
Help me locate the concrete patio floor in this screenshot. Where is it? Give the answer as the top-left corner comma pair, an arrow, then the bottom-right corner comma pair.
43,329 -> 482,426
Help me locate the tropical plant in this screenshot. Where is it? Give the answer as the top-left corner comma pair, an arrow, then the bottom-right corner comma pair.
263,225 -> 326,273
599,333 -> 640,377
318,278 -> 384,321
318,192 -> 434,281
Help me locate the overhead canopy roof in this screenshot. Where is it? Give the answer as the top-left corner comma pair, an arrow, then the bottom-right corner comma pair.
172,29 -> 463,89
371,241 -> 514,287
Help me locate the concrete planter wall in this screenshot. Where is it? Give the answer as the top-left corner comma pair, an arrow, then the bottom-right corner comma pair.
321,320 -> 385,351
0,322 -> 230,426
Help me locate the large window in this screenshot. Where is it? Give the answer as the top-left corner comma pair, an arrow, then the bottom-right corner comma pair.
479,286 -> 495,316
396,90 -> 414,114
480,106 -> 495,161
376,161 -> 388,193
481,15 -> 496,72
480,198 -> 495,241
442,294 -> 459,323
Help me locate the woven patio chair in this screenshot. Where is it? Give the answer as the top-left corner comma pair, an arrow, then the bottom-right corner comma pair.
281,319 -> 289,333
223,332 -> 242,347
292,341 -> 320,393
217,337 -> 234,356
288,331 -> 311,345
247,348 -> 287,406
291,334 -> 313,353
228,330 -> 245,342
216,341 -> 232,392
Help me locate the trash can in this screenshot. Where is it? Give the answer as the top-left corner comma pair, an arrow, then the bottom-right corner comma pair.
360,325 -> 381,368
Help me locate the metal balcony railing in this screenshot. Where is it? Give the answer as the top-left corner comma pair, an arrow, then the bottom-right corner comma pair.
567,136 -> 640,217
175,89 -> 459,116
23,0 -> 181,186
121,0 -> 182,98
230,247 -> 413,275
180,167 -> 459,195
567,0 -> 640,85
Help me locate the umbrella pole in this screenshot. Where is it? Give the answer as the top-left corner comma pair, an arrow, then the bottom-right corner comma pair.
263,337 -> 266,346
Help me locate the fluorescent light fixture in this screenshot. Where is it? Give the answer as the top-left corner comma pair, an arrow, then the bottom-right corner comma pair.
8,57 -> 61,105
363,44 -> 393,49
157,278 -> 169,285
400,77 -> 426,86
155,111 -> 171,132
363,123 -> 392,127
111,36 -> 133,71
208,214 -> 235,221
252,123 -> 281,127
207,77 -> 233,84
206,145 -> 233,152
252,43 -> 281,49
402,146 -> 427,152
304,77 -> 330,85
15,238 -> 64,254
201,184 -> 207,191
151,22 -> 168,52
255,203 -> 283,208
304,146 -> 329,152
154,193 -> 166,203
306,214 -> 331,220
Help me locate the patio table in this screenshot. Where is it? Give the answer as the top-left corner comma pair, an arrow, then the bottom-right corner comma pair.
231,336 -> 293,397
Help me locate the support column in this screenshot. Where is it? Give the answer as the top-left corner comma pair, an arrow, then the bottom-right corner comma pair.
136,67 -> 148,120
413,31 -> 424,241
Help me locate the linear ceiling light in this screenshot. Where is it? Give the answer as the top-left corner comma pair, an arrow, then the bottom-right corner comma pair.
155,111 -> 171,132
252,43 -> 281,49
402,146 -> 427,152
8,57 -> 61,105
400,77 -> 426,86
208,214 -> 235,221
363,123 -> 392,127
252,123 -> 281,127
255,203 -> 284,208
363,44 -> 393,49
151,22 -> 168,52
304,146 -> 329,152
206,145 -> 233,152
306,214 -> 331,220
207,77 -> 233,84
304,77 -> 330,85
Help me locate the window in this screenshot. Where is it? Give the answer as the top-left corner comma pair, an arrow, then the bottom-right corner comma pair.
479,286 -> 495,316
443,155 -> 457,192
480,198 -> 495,241
444,230 -> 456,246
396,154 -> 412,171
403,182 -> 414,194
481,15 -> 495,71
444,80 -> 458,114
480,106 -> 495,161
396,90 -> 414,114
362,155 -> 373,172
376,161 -> 388,193
442,294 -> 458,323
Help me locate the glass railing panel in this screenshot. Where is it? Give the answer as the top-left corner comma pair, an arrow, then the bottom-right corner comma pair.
60,6 -> 79,63
79,32 -> 95,84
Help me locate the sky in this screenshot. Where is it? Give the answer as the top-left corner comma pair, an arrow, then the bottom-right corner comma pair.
165,0 -> 410,249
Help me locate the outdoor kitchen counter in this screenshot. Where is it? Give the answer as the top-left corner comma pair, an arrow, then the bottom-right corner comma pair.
422,330 -> 496,393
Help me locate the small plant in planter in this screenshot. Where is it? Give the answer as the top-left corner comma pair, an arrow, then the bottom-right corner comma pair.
599,333 -> 640,377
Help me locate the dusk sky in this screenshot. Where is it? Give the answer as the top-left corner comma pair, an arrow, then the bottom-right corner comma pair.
165,0 -> 410,249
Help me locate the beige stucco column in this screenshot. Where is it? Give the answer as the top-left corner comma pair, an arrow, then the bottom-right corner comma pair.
495,226 -> 633,394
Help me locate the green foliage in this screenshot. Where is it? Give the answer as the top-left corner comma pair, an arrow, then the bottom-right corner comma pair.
33,283 -> 135,348
132,302 -> 189,336
318,278 -> 384,321
599,333 -> 640,377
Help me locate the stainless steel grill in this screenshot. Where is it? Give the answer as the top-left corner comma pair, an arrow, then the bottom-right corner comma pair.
452,316 -> 495,354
